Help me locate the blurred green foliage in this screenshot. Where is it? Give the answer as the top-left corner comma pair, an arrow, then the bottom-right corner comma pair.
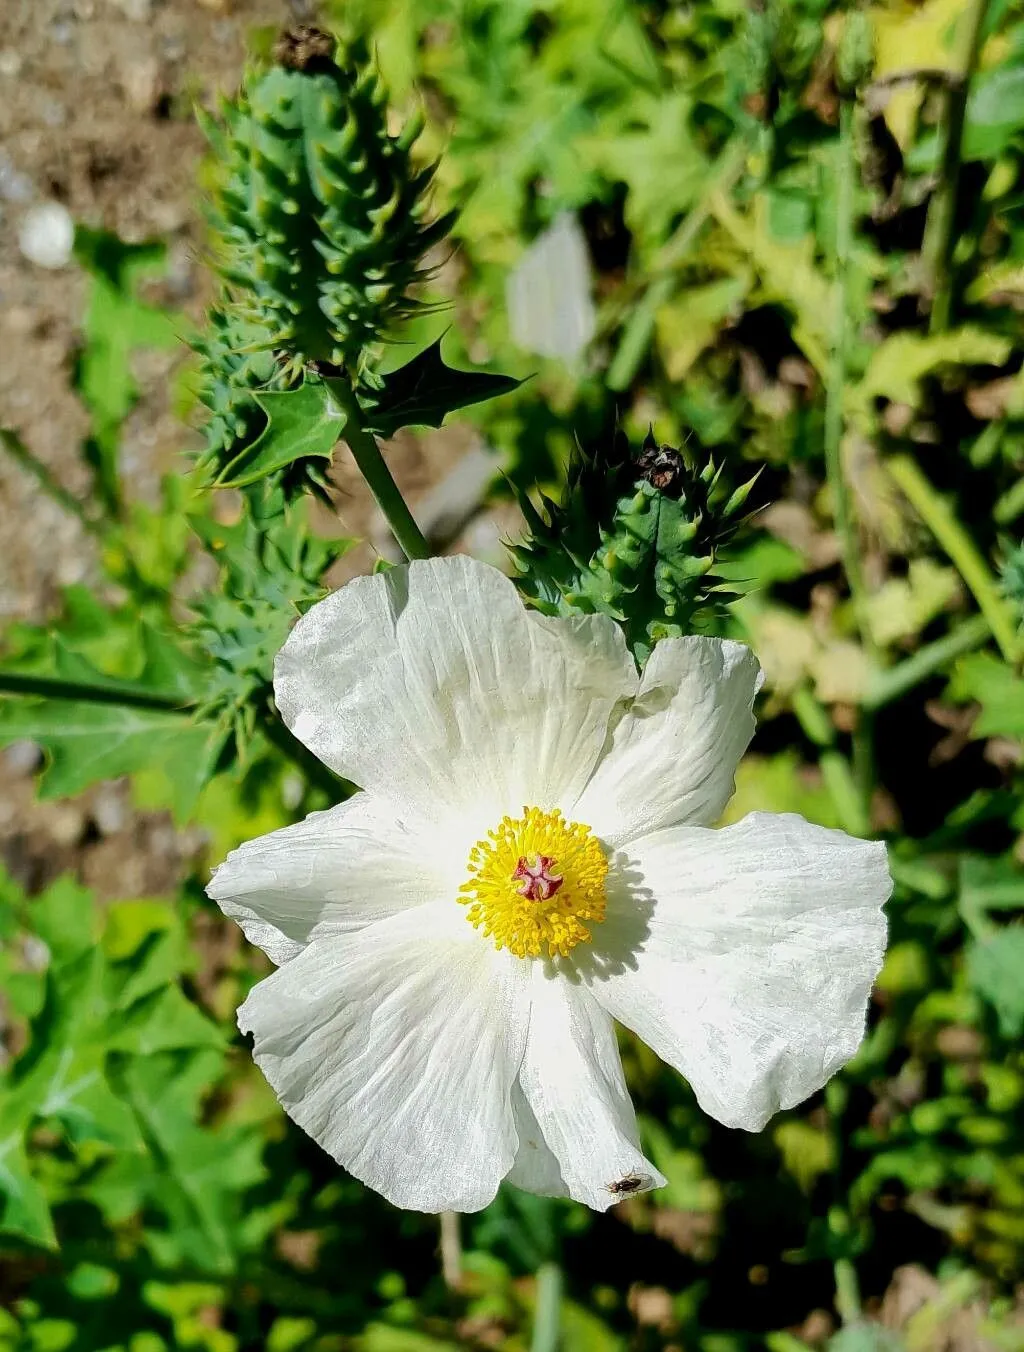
2,0 -> 1024,1349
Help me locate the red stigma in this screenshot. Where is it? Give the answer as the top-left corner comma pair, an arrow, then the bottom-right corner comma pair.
513,854 -> 564,902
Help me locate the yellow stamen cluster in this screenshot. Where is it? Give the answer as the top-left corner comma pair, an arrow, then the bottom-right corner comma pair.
459,807 -> 608,959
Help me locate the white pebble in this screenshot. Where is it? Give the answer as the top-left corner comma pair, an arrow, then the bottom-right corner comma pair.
18,202 -> 75,269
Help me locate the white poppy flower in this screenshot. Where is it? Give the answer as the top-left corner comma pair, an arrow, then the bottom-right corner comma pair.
207,555 -> 890,1214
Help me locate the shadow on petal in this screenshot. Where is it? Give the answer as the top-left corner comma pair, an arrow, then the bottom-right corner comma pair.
556,850 -> 654,984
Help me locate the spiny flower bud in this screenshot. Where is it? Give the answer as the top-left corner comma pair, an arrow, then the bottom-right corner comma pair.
509,430 -> 759,664
195,26 -> 454,491
209,26 -> 450,370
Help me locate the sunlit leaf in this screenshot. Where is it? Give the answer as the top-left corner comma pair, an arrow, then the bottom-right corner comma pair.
948,651 -> 1024,738
217,381 -> 346,488
0,697 -> 219,825
859,329 -> 1013,408
967,930 -> 1024,1036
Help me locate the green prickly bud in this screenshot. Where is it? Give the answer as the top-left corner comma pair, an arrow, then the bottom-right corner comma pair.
195,24 -> 453,495
510,430 -> 760,666
210,26 -> 447,370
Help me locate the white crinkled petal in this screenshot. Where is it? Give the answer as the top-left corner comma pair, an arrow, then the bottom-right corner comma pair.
274,556 -> 637,833
514,964 -> 664,1211
587,813 -> 891,1131
238,904 -> 529,1213
574,636 -> 761,845
207,793 -> 454,965
505,1082 -> 568,1199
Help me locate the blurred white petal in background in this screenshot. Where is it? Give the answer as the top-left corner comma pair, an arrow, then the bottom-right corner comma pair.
506,212 -> 596,363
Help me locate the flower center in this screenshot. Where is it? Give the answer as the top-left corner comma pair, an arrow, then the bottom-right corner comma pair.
459,807 -> 607,959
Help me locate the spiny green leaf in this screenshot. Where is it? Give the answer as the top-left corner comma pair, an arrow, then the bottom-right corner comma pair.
5,948 -> 139,1154
0,872 -> 230,1253
0,626 -> 218,822
105,986 -> 225,1058
356,336 -> 523,437
104,1052 -> 267,1274
0,697 -> 219,825
217,381 -> 346,488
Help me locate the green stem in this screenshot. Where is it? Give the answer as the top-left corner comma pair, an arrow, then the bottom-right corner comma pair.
656,137 -> 749,275
863,613 -> 990,709
921,0 -> 991,334
826,100 -> 878,666
887,454 -> 1019,664
791,685 -> 871,837
325,378 -> 429,561
825,1081 -> 863,1326
439,1210 -> 462,1290
531,1262 -> 563,1352
0,669 -> 188,710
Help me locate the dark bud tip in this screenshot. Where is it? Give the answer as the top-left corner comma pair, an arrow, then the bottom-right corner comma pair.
636,439 -> 686,497
273,26 -> 336,74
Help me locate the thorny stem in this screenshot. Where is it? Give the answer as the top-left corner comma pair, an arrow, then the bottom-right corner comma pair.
325,377 -> 430,561
886,454 -> 1019,665
822,103 -> 878,821
825,1081 -> 863,1325
0,670 -> 188,710
0,670 -> 345,800
921,0 -> 991,334
323,375 -> 459,1286
531,1262 -> 563,1352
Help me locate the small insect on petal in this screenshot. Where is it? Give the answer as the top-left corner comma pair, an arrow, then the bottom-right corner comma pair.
605,1172 -> 651,1196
